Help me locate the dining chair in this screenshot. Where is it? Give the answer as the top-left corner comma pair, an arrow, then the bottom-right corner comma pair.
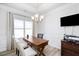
37,33 -> 44,39
15,38 -> 28,56
16,42 -> 37,56
26,34 -> 29,39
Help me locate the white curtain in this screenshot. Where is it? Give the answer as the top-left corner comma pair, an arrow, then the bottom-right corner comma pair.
7,13 -> 33,50
7,12 -> 14,50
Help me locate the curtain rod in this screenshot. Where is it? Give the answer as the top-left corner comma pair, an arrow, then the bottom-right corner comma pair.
9,12 -> 31,18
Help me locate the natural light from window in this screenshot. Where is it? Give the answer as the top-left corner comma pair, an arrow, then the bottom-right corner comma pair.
14,18 -> 33,38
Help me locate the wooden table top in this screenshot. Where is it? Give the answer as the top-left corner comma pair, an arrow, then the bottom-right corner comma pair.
23,37 -> 48,55
24,37 -> 48,46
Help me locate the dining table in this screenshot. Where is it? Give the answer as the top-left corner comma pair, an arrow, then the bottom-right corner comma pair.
23,37 -> 48,56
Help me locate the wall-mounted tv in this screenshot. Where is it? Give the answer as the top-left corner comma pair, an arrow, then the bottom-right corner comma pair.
60,14 -> 79,26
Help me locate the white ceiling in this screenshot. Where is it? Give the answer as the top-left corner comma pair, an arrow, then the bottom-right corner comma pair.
1,3 -> 69,15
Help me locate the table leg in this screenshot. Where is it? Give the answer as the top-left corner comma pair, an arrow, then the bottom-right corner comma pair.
42,53 -> 45,56
38,47 -> 45,56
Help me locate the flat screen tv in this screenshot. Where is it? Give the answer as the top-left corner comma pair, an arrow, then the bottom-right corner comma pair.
60,14 -> 79,26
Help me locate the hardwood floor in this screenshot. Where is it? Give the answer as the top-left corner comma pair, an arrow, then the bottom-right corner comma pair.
43,45 -> 61,56
0,45 -> 61,56
0,50 -> 16,56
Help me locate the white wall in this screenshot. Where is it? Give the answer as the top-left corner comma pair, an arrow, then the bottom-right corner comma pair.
38,4 -> 79,49
0,4 -> 32,52
0,9 -> 7,52
33,22 -> 39,37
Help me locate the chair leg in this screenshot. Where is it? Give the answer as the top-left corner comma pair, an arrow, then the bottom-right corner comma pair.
16,48 -> 19,56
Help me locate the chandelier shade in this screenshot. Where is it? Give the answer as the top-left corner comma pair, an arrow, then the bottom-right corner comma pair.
31,14 -> 44,22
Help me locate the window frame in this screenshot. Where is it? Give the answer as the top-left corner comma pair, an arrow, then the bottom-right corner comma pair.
14,18 -> 33,39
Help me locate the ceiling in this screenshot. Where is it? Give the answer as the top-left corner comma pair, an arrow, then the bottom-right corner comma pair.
1,3 -> 70,15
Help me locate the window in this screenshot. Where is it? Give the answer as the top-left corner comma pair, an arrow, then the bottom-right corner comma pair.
25,21 -> 32,37
14,18 -> 33,39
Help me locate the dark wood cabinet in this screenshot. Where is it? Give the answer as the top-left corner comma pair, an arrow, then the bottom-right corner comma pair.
61,40 -> 79,56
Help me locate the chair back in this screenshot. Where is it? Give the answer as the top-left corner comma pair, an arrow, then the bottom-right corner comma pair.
37,33 -> 44,39
17,42 -> 26,56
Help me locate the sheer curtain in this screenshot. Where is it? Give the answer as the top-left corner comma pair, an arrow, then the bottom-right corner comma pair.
7,13 -> 33,50
13,14 -> 33,39
7,12 -> 14,50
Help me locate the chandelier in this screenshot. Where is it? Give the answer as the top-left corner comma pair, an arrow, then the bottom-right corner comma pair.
31,14 -> 44,22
